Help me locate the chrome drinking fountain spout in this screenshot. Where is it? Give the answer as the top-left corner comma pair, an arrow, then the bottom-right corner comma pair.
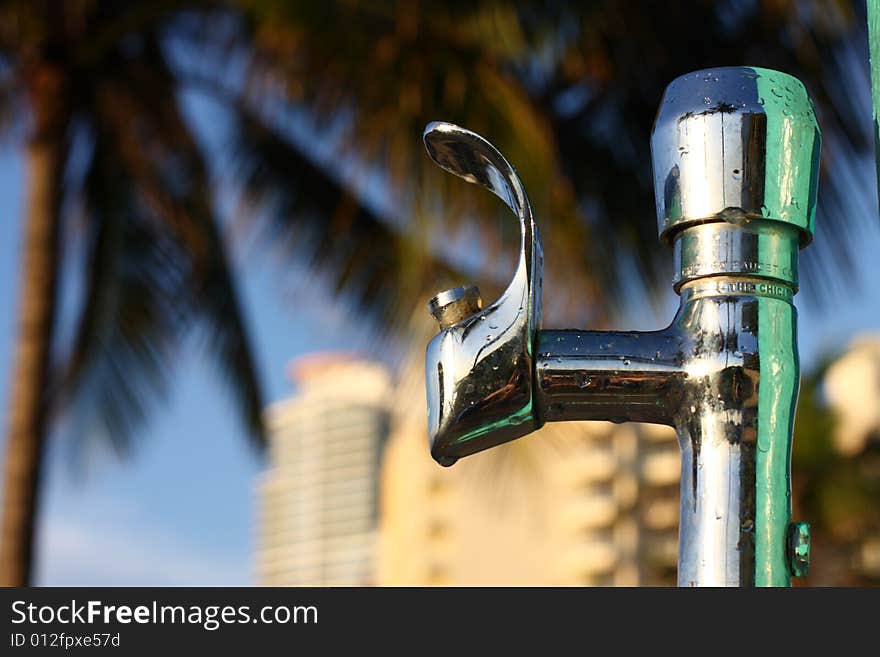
423,67 -> 820,587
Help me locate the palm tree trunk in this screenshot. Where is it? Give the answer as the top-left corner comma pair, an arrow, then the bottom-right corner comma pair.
0,69 -> 67,586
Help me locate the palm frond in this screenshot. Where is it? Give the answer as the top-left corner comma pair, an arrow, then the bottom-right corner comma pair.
55,27 -> 267,449
223,102 -> 461,331
55,130 -> 186,453
241,0 -> 875,321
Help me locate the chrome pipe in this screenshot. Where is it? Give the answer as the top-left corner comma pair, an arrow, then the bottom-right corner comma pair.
535,275 -> 798,586
422,67 -> 820,586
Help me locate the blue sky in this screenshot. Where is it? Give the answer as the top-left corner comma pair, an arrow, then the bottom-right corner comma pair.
1,93 -> 879,585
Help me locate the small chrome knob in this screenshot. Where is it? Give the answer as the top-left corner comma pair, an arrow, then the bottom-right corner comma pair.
428,285 -> 482,329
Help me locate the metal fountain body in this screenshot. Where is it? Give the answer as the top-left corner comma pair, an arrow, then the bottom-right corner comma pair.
423,67 -> 820,587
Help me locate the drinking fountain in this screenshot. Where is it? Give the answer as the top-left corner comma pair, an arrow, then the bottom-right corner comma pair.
423,67 -> 820,586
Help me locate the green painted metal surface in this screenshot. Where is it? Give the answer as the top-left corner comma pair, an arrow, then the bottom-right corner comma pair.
754,294 -> 799,586
747,69 -> 818,586
869,0 -> 880,207
751,67 -> 822,242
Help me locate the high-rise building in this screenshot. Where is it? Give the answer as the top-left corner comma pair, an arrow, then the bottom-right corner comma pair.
257,353 -> 392,586
378,351 -> 680,586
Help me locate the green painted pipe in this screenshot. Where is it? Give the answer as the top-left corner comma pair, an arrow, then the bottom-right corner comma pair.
869,0 -> 880,207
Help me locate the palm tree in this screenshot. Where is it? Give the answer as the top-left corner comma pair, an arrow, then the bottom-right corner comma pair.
0,1 -> 256,586
235,0 -> 872,315
0,0 -> 872,586
0,0 -> 452,587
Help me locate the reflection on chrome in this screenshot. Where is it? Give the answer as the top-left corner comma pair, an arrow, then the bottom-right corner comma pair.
423,68 -> 820,586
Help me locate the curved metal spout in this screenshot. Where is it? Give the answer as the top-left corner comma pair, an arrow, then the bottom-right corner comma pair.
423,123 -> 544,465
